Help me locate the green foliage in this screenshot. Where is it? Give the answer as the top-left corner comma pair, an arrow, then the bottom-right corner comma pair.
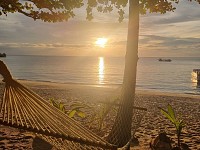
50,98 -> 66,113
50,98 -> 87,118
68,102 -> 91,118
88,97 -> 118,131
50,96 -> 118,132
67,97 -> 118,131
0,0 -> 199,22
0,0 -> 84,22
159,104 -> 185,147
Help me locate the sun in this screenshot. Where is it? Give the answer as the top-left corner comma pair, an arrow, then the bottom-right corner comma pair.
95,38 -> 108,48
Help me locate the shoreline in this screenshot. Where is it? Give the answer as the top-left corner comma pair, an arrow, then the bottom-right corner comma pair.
17,79 -> 200,96
19,79 -> 200,99
0,79 -> 199,149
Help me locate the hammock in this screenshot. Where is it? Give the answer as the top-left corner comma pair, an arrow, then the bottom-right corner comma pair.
0,60 -> 147,150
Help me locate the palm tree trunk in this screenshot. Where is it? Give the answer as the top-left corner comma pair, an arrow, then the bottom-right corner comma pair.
107,0 -> 139,148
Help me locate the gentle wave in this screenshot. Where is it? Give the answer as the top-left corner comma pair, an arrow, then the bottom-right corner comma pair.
1,55 -> 200,94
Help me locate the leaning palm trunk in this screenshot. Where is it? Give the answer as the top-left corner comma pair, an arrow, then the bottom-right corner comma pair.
107,0 -> 139,148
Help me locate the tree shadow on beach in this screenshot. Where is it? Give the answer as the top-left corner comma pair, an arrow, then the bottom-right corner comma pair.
32,136 -> 53,150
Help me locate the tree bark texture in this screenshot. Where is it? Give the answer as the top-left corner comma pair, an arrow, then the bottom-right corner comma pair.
107,0 -> 139,148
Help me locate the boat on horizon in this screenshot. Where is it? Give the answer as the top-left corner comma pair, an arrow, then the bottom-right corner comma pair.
0,53 -> 6,57
158,58 -> 171,62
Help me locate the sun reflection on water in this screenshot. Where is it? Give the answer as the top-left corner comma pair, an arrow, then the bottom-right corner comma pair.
98,57 -> 104,84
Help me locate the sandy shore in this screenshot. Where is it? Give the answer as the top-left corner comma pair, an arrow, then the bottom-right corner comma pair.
0,80 -> 199,150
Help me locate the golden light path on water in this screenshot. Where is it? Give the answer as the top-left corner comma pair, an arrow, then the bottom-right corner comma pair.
98,57 -> 104,84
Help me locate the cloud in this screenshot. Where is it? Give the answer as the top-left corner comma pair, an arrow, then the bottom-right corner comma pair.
0,42 -> 91,49
0,18 -> 6,20
140,0 -> 200,25
0,1 -> 199,57
139,35 -> 200,57
137,0 -> 200,57
0,42 -> 97,56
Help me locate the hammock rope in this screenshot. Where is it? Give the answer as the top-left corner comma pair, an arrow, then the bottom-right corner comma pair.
0,60 -> 146,150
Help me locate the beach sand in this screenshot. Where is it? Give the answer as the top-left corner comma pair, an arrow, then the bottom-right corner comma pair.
0,80 -> 199,150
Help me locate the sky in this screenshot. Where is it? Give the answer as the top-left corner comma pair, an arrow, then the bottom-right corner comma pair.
0,1 -> 200,57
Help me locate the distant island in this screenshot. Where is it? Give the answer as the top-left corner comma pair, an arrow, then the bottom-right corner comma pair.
0,53 -> 6,57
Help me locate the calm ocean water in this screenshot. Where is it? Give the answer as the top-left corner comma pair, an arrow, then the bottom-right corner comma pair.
1,55 -> 200,95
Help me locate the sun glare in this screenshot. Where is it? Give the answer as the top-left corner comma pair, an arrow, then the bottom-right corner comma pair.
98,57 -> 104,84
95,38 -> 108,48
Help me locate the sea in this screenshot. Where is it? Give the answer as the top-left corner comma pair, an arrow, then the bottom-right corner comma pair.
1,55 -> 200,95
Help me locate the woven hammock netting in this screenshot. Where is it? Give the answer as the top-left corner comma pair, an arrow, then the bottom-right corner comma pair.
0,60 -> 147,150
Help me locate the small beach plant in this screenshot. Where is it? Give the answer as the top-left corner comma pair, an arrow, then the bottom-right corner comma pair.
66,97 -> 119,133
50,98 -> 66,113
159,104 -> 184,148
49,98 -> 115,130
68,98 -> 118,131
68,102 -> 91,118
88,98 -> 118,131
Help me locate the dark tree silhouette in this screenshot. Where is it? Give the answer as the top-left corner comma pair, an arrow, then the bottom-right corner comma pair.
1,0 -> 200,148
